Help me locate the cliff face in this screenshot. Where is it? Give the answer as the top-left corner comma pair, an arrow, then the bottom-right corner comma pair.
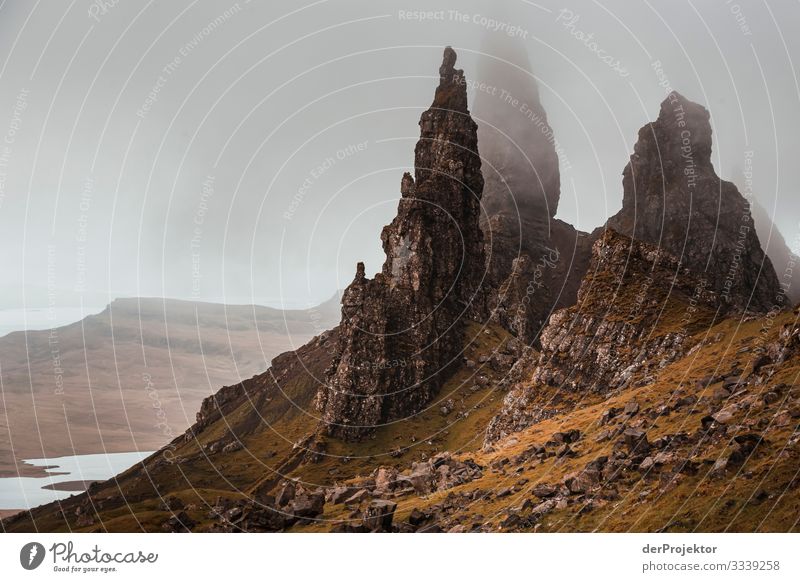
485,229 -> 720,445
315,47 -> 486,440
473,37 -> 591,343
608,92 -> 784,313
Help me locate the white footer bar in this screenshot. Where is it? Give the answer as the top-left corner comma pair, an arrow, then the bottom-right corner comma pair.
1,533 -> 797,580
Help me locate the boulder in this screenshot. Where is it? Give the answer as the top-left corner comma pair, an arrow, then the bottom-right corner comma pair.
344,489 -> 370,506
733,433 -> 765,454
585,456 -> 609,472
556,444 -> 576,458
495,487 -> 513,498
531,499 -> 558,517
624,401 -> 640,416
552,429 -> 582,444
600,407 -> 621,425
711,386 -> 731,403
712,408 -> 735,424
532,484 -> 558,499
407,462 -> 436,495
622,428 -> 650,455
328,486 -> 358,505
564,470 -> 600,494
363,500 -> 397,532
291,490 -> 325,518
275,481 -> 297,507
374,467 -> 399,494
161,511 -> 195,532
408,508 -> 429,527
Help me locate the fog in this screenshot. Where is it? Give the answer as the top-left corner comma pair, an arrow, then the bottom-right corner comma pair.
0,0 -> 797,311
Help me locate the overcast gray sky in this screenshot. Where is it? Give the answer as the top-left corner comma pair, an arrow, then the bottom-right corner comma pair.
0,0 -> 797,311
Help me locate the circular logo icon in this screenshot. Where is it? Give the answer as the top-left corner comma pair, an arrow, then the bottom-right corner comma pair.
19,542 -> 46,570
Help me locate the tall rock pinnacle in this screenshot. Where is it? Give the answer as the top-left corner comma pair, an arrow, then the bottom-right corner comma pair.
474,34 -> 560,219
473,36 -> 591,343
608,92 -> 784,313
315,47 -> 486,440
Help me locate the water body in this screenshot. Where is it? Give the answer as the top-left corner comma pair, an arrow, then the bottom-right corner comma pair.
0,451 -> 153,510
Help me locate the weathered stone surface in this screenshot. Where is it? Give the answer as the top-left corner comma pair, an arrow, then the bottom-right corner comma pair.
474,36 -> 592,343
213,499 -> 287,532
402,453 -> 482,495
161,511 -> 195,532
712,408 -> 735,425
328,486 -> 358,505
532,484 -> 558,499
343,489 -> 370,506
373,467 -> 399,495
552,429 -> 581,444
607,92 -> 782,313
275,481 -> 296,507
485,230 -> 719,445
530,230 -> 719,392
564,469 -> 600,494
316,47 -> 487,440
624,401 -> 640,416
290,490 -> 325,518
362,499 -> 397,531
408,508 -> 429,527
623,428 -> 651,456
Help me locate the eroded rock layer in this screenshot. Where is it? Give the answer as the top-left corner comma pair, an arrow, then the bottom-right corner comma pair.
315,47 -> 486,440
485,229 -> 721,445
607,92 -> 783,313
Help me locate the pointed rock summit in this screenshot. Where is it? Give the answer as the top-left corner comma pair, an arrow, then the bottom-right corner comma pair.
315,47 -> 486,440
608,92 -> 784,313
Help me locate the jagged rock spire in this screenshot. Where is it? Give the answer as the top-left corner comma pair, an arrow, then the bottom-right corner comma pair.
608,92 -> 783,313
315,47 -> 486,440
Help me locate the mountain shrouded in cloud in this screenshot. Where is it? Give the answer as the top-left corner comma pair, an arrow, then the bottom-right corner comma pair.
473,33 -> 592,344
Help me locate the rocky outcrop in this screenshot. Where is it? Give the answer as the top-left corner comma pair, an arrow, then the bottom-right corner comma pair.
485,229 -> 720,444
485,217 -> 593,342
192,328 -> 337,434
473,36 -> 592,343
530,230 -> 721,391
607,92 -> 783,313
315,47 -> 486,440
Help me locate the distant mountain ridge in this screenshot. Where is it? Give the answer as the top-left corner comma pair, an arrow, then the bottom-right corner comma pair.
0,295 -> 339,478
